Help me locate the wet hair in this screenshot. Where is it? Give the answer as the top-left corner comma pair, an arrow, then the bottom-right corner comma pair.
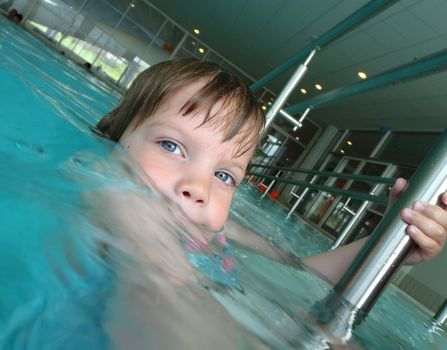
96,59 -> 265,156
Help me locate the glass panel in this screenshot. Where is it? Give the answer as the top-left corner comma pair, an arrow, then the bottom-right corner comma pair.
158,20 -> 184,52
24,0 -> 81,42
339,131 -> 383,158
379,131 -> 440,167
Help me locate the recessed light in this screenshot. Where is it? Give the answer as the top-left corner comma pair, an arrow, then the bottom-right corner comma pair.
191,41 -> 196,46
261,105 -> 267,110
315,84 -> 322,90
193,28 -> 200,35
340,149 -> 345,154
347,140 -> 353,146
198,47 -> 205,54
295,136 -> 300,141
300,88 -> 307,94
130,2 -> 135,7
358,71 -> 367,79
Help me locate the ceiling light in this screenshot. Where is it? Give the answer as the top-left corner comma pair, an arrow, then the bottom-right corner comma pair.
340,149 -> 345,154
261,105 -> 267,110
347,140 -> 353,146
193,28 -> 200,35
130,2 -> 135,7
295,136 -> 300,141
198,47 -> 205,54
315,84 -> 322,90
300,88 -> 307,94
358,71 -> 367,79
191,41 -> 196,46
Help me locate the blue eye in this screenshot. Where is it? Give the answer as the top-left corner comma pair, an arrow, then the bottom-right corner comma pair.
160,140 -> 181,155
215,171 -> 236,186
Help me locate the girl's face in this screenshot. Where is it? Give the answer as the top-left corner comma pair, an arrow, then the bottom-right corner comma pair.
120,81 -> 255,241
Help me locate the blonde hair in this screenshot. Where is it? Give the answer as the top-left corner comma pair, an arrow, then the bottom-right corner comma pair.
96,59 -> 265,156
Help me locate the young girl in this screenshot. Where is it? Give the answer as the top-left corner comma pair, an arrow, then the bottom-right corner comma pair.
5,58 -> 441,349
96,58 -> 447,285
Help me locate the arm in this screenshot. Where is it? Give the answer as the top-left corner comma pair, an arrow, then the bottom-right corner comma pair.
303,178 -> 447,284
227,179 -> 447,285
224,220 -> 303,269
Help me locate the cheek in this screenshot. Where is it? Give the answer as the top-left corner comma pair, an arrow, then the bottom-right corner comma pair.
125,143 -> 174,194
209,193 -> 233,230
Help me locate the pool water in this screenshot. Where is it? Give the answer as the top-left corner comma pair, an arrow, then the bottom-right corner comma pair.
1,16 -> 446,349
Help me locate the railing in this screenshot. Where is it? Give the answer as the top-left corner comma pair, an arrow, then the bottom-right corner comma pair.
247,160 -> 397,249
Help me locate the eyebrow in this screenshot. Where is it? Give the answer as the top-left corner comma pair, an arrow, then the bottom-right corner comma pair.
222,160 -> 247,175
149,120 -> 248,174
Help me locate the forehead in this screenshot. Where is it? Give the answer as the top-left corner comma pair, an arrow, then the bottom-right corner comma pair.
157,80 -> 259,157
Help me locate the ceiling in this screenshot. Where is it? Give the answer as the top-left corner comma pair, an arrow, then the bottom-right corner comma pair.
139,0 -> 447,133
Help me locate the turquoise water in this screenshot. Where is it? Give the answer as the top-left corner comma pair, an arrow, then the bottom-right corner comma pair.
1,16 -> 446,349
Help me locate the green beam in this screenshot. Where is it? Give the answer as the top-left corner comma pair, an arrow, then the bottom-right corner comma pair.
286,48 -> 447,114
250,0 -> 399,92
249,163 -> 396,185
247,172 -> 388,204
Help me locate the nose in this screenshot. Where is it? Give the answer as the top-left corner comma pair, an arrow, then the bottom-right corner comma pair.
175,173 -> 210,206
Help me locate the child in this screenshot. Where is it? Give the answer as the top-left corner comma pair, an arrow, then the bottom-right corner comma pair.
96,58 -> 447,285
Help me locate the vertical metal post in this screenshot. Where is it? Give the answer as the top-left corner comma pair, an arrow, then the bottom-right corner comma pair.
315,129 -> 447,341
261,171 -> 282,199
434,299 -> 447,325
331,164 -> 397,249
169,32 -> 188,60
58,0 -> 89,46
22,0 -> 40,23
91,2 -> 133,66
286,130 -> 350,219
328,130 -> 393,245
262,49 -> 317,135
142,18 -> 168,58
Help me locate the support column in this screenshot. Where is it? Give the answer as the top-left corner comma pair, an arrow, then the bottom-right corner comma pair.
262,49 -> 316,135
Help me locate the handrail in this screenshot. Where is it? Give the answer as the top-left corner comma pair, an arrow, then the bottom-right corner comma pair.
434,299 -> 447,325
249,163 -> 396,185
247,172 -> 388,204
314,128 -> 447,341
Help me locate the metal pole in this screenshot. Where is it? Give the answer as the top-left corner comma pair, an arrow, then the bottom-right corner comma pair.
314,129 -> 447,341
22,0 -> 40,23
261,171 -> 282,199
286,130 -> 350,219
262,49 -> 316,135
91,2 -> 133,67
434,299 -> 447,325
331,164 -> 397,249
278,107 -> 311,130
330,130 -> 393,247
169,32 -> 188,60
58,0 -> 89,47
279,110 -> 302,129
142,18 -> 168,58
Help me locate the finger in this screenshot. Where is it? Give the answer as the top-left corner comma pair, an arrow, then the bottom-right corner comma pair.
401,205 -> 446,246
406,224 -> 440,260
390,178 -> 408,199
413,201 -> 447,231
439,192 -> 447,208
